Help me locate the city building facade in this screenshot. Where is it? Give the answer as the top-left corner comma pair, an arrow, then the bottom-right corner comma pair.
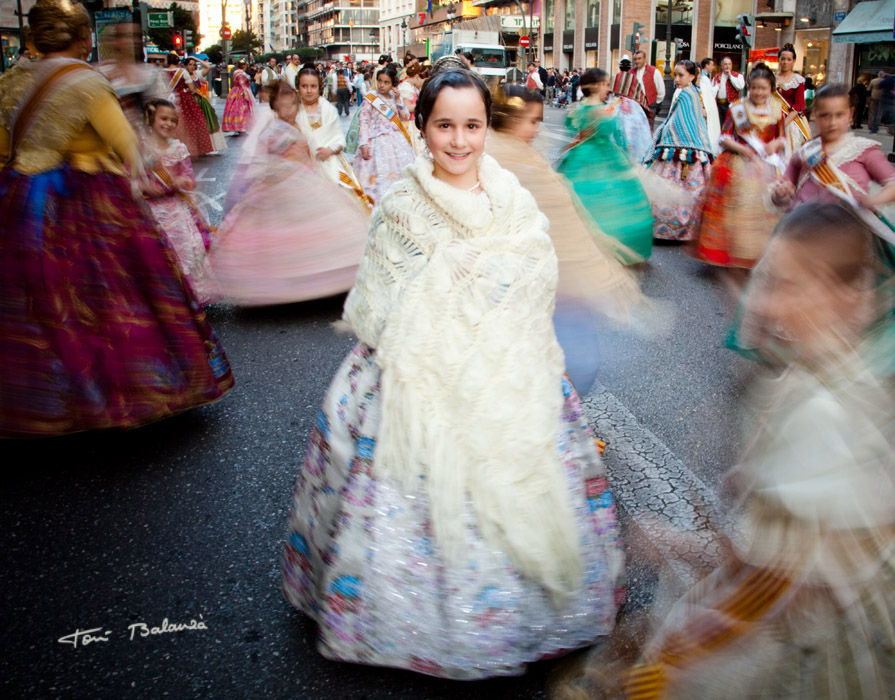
307,0 -> 380,62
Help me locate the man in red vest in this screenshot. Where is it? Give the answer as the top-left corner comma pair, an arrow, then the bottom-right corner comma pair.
632,49 -> 665,126
526,63 -> 544,93
612,55 -> 654,126
712,56 -> 745,126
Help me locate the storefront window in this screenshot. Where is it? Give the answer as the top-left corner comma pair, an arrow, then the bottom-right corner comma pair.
655,0 -> 693,26
714,0 -> 752,26
545,0 -> 554,32
802,39 -> 828,86
565,0 -> 575,31
1,32 -> 23,72
587,0 -> 599,28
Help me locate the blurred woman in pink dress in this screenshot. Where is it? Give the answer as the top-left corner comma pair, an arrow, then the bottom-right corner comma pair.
210,81 -> 368,305
221,59 -> 254,135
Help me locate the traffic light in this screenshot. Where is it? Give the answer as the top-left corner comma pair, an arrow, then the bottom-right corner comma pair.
625,21 -> 644,51
173,30 -> 183,51
183,29 -> 193,47
735,14 -> 755,48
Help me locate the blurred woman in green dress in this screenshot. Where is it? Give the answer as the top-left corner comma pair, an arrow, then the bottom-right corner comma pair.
557,68 -> 654,262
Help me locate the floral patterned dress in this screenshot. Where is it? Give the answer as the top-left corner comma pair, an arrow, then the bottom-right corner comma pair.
351,92 -> 416,205
693,98 -> 786,268
163,67 -> 214,156
143,138 -> 216,304
221,69 -> 254,134
282,345 -> 624,679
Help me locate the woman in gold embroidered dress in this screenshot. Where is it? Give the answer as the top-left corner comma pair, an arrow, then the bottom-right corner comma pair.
0,0 -> 234,437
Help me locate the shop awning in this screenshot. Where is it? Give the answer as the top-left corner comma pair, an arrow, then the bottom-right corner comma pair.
832,0 -> 895,44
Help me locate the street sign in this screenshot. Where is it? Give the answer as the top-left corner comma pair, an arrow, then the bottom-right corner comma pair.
220,26 -> 232,40
519,35 -> 530,48
147,11 -> 173,29
834,11 -> 846,22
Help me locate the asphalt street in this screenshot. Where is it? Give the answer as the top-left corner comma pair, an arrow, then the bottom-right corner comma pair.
2,95 -> 773,699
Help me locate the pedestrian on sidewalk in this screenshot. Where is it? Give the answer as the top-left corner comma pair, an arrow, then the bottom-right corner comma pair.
335,62 -> 352,116
849,75 -> 868,128
868,70 -> 886,133
712,55 -> 744,127
282,65 -> 624,679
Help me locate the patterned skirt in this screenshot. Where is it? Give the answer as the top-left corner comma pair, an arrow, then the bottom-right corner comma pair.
0,167 -> 234,437
648,157 -> 711,241
351,131 -> 416,206
174,89 -> 214,157
281,343 -> 625,679
693,152 -> 779,268
221,89 -> 254,134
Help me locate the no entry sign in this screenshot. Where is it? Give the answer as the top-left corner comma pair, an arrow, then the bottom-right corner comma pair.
519,35 -> 530,48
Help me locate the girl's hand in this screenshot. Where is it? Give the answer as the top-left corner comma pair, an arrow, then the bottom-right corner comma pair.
765,138 -> 786,155
316,147 -> 334,161
142,180 -> 166,197
391,87 -> 401,101
771,180 -> 795,207
361,145 -> 372,160
173,175 -> 195,191
784,110 -> 798,127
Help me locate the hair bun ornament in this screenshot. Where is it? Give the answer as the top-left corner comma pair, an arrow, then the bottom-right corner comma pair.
506,96 -> 525,110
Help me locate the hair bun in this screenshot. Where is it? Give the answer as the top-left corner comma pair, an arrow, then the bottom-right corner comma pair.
782,43 -> 795,51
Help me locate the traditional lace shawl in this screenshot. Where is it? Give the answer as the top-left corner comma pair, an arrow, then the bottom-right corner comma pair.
343,154 -> 583,597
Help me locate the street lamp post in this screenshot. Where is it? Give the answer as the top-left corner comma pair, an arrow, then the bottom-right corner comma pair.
400,17 -> 407,53
370,29 -> 376,60
512,0 -> 528,77
663,0 -> 672,77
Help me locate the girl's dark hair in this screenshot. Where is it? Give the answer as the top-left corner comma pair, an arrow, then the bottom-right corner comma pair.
414,68 -> 492,131
774,203 -> 871,285
492,85 -> 542,132
166,52 -> 180,66
269,80 -> 297,111
377,63 -> 399,88
579,67 -> 608,96
144,98 -> 177,126
676,60 -> 699,80
780,43 -> 796,61
748,62 -> 776,91
298,62 -> 321,88
813,82 -> 850,107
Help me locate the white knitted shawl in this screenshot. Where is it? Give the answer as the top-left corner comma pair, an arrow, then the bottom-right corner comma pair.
343,154 -> 582,598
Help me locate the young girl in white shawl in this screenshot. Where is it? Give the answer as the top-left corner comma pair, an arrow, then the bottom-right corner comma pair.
281,66 -> 624,679
294,63 -> 371,211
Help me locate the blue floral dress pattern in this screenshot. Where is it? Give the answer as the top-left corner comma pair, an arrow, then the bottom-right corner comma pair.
282,342 -> 624,679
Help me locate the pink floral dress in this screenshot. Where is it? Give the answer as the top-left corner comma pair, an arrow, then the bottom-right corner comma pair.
144,138 -> 216,304
221,69 -> 254,134
351,92 -> 416,205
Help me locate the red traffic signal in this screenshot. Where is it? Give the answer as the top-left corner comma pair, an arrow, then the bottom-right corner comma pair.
173,30 -> 183,48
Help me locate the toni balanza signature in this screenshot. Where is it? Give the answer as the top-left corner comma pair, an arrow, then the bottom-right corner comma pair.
58,615 -> 208,648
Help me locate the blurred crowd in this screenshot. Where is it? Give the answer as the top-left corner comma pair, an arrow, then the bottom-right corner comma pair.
4,2 -> 895,698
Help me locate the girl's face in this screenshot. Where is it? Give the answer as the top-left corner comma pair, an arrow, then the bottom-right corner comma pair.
749,237 -> 868,359
591,79 -> 610,102
151,106 -> 178,139
186,59 -> 196,72
298,73 -> 320,105
377,73 -> 393,95
814,95 -> 852,143
275,91 -> 300,123
674,64 -> 694,88
423,86 -> 488,189
778,51 -> 795,73
509,101 -> 543,144
749,77 -> 772,106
